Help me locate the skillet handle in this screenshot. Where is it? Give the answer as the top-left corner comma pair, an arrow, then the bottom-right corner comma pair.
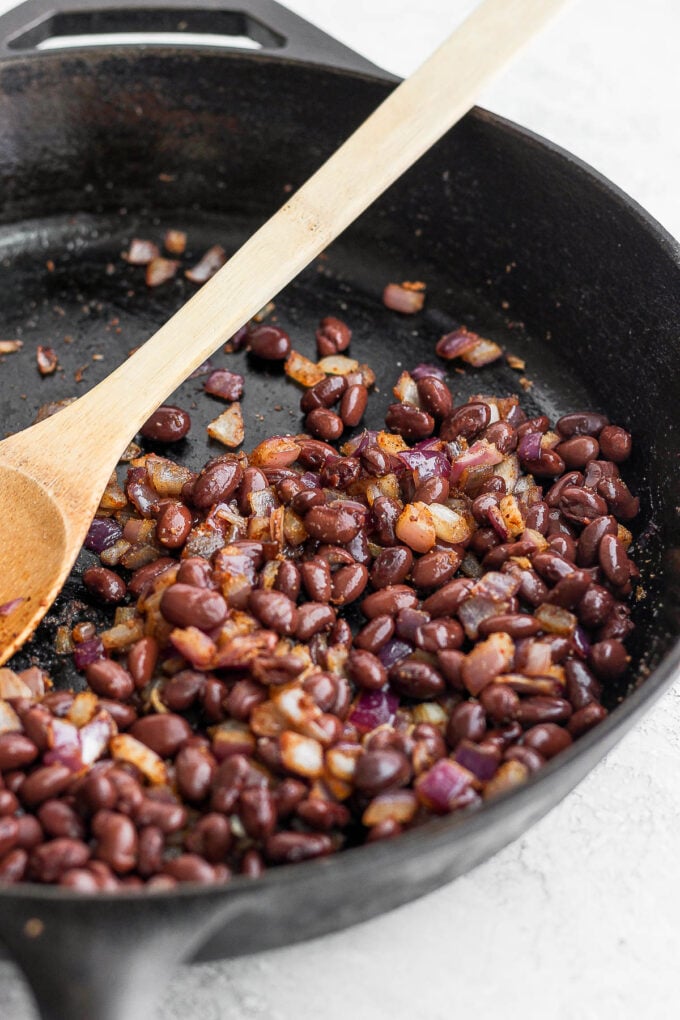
0,0 -> 390,76
0,888 -> 250,1020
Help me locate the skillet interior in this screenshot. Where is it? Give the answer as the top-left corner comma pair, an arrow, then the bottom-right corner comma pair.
0,39 -> 678,1013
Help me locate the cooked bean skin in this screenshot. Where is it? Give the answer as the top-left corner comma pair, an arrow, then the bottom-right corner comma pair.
140,405 -> 190,443
249,324 -> 291,360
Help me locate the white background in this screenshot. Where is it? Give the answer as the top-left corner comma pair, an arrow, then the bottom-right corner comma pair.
0,1 -> 678,1018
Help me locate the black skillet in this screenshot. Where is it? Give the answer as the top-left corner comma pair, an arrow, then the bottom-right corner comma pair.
0,0 -> 678,1017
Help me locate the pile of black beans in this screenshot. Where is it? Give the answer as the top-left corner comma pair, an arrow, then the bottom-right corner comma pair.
0,322 -> 640,889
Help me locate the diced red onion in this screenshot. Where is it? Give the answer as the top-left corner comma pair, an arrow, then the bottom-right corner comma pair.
435,328 -> 478,360
204,368 -> 244,400
73,637 -> 105,670
458,596 -> 509,640
342,429 -> 378,457
349,690 -> 399,733
377,639 -> 413,669
461,338 -> 503,367
0,597 -> 25,616
572,625 -> 591,658
410,363 -> 446,381
415,758 -> 473,813
300,472 -> 321,489
185,244 -> 227,284
450,440 -> 504,485
521,639 -> 553,676
44,718 -> 83,772
535,602 -> 577,636
84,518 -> 123,553
518,431 -> 543,461
397,450 -> 450,482
455,741 -> 500,781
412,437 -> 445,452
486,503 -> 510,541
471,571 -> 521,601
383,283 -> 425,315
80,712 -> 115,765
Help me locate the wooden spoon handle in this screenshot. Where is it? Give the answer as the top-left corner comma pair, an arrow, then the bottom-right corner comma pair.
60,0 -> 570,457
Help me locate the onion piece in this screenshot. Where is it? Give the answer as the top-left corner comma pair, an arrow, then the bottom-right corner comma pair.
362,789 -> 418,826
483,760 -> 529,800
204,369 -> 244,402
0,668 -> 32,699
397,449 -> 450,482
0,339 -> 23,354
207,402 -> 245,448
428,502 -> 473,544
471,571 -> 521,602
450,440 -> 504,486
377,640 -> 413,669
349,689 -> 399,733
36,346 -> 58,375
44,718 -> 84,772
383,281 -> 426,314
415,758 -> 475,813
80,711 -> 116,765
410,363 -> 446,381
317,354 -> 359,375
124,238 -> 159,264
393,371 -> 421,406
572,625 -> 591,658
163,229 -> 186,255
0,700 -> 22,735
458,595 -> 510,640
518,431 -> 543,461
73,637 -> 105,671
461,337 -> 503,367
279,730 -> 324,778
436,327 -> 478,360
184,244 -> 227,284
494,453 -> 520,493
285,350 -> 326,388
535,603 -> 577,636
145,457 -> 193,497
395,502 -> 436,553
0,597 -> 25,617
170,626 -> 217,669
145,257 -> 179,287
110,734 -> 168,785
454,740 -> 500,781
67,690 -> 99,728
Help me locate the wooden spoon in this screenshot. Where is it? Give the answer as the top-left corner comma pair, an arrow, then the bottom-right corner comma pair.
0,0 -> 569,664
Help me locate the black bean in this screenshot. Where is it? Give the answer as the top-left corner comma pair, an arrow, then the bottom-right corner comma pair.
140,405 -> 190,442
249,324 -> 291,360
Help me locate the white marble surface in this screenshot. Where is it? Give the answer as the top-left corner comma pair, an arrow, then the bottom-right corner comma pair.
0,0 -> 678,1017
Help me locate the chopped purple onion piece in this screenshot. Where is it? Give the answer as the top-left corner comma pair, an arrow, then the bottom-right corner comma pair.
415,758 -> 474,813
455,740 -> 500,781
572,625 -> 591,659
410,362 -> 446,381
73,637 -> 105,671
377,639 -> 413,669
518,430 -> 543,461
0,597 -> 25,616
349,689 -> 399,734
84,517 -> 123,554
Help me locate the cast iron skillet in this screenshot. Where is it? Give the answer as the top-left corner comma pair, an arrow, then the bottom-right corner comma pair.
0,1 -> 678,1017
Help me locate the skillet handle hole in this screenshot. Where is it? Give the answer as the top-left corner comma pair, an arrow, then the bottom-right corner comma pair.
7,8 -> 285,52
